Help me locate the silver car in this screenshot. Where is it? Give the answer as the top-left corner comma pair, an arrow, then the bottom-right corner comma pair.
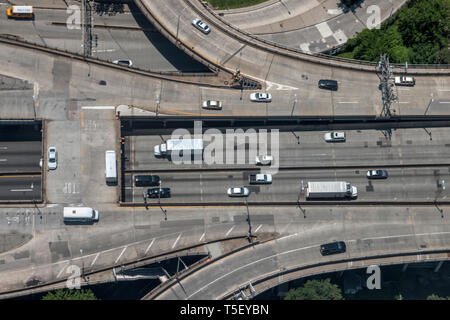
47,147 -> 57,170
202,100 -> 222,110
227,187 -> 250,197
192,18 -> 210,34
113,59 -> 133,67
255,155 -> 273,165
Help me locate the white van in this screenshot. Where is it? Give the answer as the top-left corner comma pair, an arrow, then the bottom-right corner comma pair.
63,207 -> 99,223
105,150 -> 117,184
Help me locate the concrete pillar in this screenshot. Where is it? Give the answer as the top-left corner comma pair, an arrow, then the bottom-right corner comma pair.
434,261 -> 444,273
402,264 -> 408,272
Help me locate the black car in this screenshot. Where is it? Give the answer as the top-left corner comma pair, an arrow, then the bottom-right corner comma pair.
318,79 -> 338,91
134,175 -> 160,187
320,241 -> 346,256
147,187 -> 171,198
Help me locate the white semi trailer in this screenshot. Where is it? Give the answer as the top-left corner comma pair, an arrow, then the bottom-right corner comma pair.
154,139 -> 204,160
306,181 -> 357,200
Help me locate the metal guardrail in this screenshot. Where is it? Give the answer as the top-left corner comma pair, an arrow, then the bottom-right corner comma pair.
183,0 -> 450,73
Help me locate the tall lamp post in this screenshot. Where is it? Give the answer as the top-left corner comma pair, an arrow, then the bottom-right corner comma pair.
159,180 -> 167,220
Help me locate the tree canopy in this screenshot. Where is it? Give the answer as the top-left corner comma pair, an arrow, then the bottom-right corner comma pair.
42,289 -> 98,300
284,278 -> 344,300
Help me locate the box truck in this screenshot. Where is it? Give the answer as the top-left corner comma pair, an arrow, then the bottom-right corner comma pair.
306,181 -> 357,200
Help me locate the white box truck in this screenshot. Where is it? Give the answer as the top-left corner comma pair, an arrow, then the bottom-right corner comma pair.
63,207 -> 99,223
306,181 -> 357,200
394,76 -> 415,86
105,150 -> 117,184
154,139 -> 203,160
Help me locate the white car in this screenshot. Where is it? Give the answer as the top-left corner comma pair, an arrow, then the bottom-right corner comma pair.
227,187 -> 250,197
202,100 -> 222,110
192,18 -> 210,34
113,59 -> 133,67
324,132 -> 346,142
255,155 -> 273,165
47,147 -> 57,170
250,92 -> 272,102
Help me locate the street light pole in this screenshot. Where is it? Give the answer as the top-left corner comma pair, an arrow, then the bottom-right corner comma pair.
159,180 -> 167,220
245,199 -> 252,243
290,94 -> 298,117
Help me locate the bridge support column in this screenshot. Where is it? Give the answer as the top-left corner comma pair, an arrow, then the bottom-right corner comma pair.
434,261 -> 444,273
402,264 -> 408,272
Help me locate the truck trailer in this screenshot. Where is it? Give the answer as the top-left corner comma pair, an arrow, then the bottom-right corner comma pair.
306,181 -> 357,200
154,139 -> 204,160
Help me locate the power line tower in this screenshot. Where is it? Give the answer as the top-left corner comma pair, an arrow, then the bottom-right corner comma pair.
376,54 -> 397,139
82,0 -> 93,57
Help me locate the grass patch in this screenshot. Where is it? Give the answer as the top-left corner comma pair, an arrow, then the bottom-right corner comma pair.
206,0 -> 269,10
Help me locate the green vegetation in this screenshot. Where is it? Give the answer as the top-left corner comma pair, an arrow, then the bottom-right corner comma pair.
284,278 -> 344,300
206,0 -> 268,10
42,289 -> 98,300
427,294 -> 450,300
337,0 -> 450,64
341,0 -> 360,6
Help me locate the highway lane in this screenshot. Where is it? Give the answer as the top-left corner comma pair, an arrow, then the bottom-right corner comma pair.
125,167 -> 450,203
0,141 -> 41,172
0,4 -> 206,72
127,128 -> 450,171
0,176 -> 41,201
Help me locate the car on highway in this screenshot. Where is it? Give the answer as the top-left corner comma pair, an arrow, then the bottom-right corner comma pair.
324,132 -> 346,142
249,174 -> 272,185
366,170 -> 388,179
227,187 -> 250,197
113,59 -> 133,67
320,241 -> 346,256
250,92 -> 272,102
318,79 -> 338,91
255,155 -> 273,166
202,100 -> 222,110
192,18 -> 210,34
147,187 -> 171,198
47,147 -> 57,170
134,175 -> 161,187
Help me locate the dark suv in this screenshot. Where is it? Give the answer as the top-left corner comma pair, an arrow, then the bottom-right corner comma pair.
320,241 -> 346,256
318,79 -> 338,91
147,187 -> 171,198
134,175 -> 160,187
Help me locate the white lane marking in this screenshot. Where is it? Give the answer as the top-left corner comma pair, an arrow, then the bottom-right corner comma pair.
225,226 -> 235,236
0,147 -> 7,150
255,224 -> 262,233
90,253 -> 100,267
439,101 -> 450,104
10,189 -> 33,192
186,242 -> 315,299
438,89 -> 450,92
81,106 -> 115,110
115,247 -> 127,264
328,9 -> 343,15
0,159 -> 7,162
172,233 -> 182,249
57,262 -> 69,278
250,76 -> 299,91
299,43 -> 311,54
398,102 -> 409,104
397,88 -> 410,91
144,238 -> 155,255
92,49 -> 116,53
332,29 -> 347,45
338,101 -> 359,104
277,233 -> 298,241
199,232 -> 205,242
360,231 -> 450,241
311,153 -> 328,156
316,22 -> 333,38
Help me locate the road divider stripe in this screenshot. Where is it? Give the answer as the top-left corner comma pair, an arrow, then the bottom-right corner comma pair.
145,238 -> 155,254
115,247 -> 127,264
172,233 -> 182,249
199,232 -> 205,242
91,253 -> 100,267
255,224 -> 262,233
225,226 -> 235,236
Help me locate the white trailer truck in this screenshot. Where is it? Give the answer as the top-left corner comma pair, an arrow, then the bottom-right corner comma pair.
154,139 -> 204,160
394,76 -> 415,86
306,181 -> 357,200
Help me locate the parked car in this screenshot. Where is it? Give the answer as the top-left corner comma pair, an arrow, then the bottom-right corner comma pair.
318,79 -> 338,91
113,59 -> 133,67
192,18 -> 210,34
227,187 -> 250,197
320,241 -> 346,256
47,147 -> 57,170
250,92 -> 272,102
147,187 -> 171,198
255,155 -> 273,166
366,170 -> 388,179
324,132 -> 346,142
134,175 -> 161,187
202,100 -> 222,110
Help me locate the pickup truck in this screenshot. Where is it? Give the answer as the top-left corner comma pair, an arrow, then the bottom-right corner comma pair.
394,76 -> 415,86
249,174 -> 272,184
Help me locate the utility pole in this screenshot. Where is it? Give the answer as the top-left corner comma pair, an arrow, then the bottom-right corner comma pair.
376,54 -> 397,139
82,0 -> 93,57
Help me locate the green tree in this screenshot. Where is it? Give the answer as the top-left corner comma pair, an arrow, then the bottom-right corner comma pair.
427,294 -> 450,300
42,289 -> 98,300
341,0 -> 360,7
284,278 -> 343,300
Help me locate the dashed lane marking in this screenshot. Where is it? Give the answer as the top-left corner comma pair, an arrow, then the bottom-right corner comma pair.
172,233 -> 182,249
144,238 -> 155,255
226,226 -> 235,236
115,247 -> 127,264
